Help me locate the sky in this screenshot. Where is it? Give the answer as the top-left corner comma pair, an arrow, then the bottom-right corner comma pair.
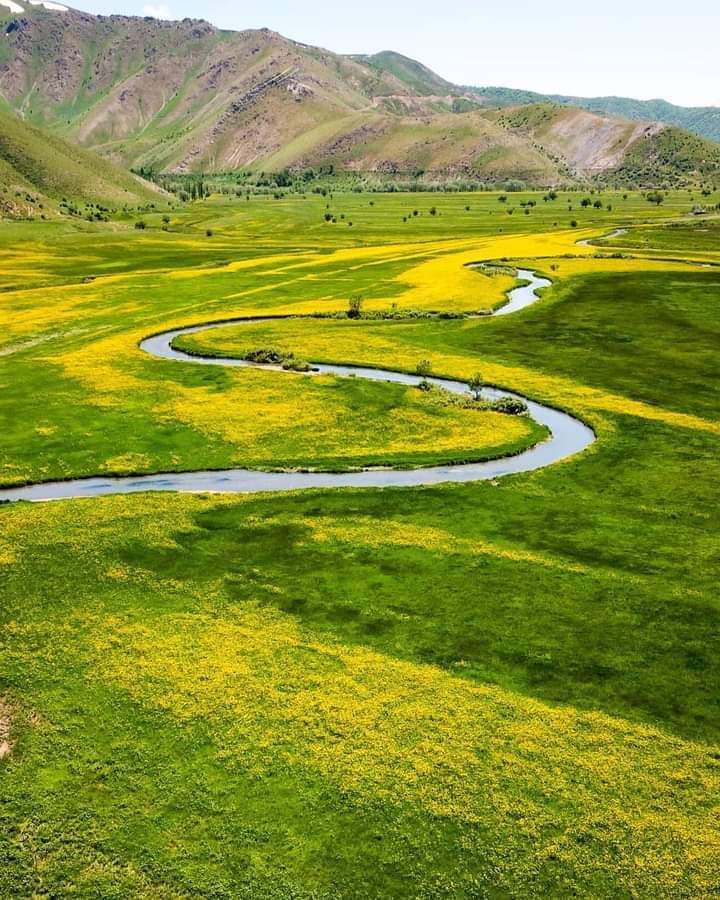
77,0 -> 719,107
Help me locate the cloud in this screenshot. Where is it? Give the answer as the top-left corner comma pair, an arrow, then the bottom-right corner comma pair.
143,3 -> 173,18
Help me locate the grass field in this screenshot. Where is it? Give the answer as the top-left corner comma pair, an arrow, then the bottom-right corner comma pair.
1,190 -> 719,897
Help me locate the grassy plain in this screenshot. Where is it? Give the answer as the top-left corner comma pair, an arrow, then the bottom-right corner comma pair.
1,190 -> 719,897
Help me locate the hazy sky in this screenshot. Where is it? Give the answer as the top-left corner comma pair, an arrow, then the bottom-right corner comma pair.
77,1 -> 719,107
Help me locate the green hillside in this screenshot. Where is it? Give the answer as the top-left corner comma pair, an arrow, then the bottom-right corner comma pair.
351,50 -> 457,96
0,108 -> 161,212
605,126 -> 720,186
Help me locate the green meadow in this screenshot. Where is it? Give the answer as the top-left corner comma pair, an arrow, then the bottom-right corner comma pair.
1,190 -> 719,897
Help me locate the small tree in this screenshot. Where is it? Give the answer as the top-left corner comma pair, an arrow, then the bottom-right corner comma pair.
647,190 -> 665,206
416,359 -> 433,378
468,372 -> 484,401
347,295 -> 363,319
417,360 -> 433,392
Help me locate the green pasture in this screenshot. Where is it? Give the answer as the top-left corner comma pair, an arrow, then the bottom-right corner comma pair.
1,193 -> 719,897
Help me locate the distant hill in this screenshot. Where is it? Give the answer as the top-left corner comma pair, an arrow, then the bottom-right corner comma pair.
470,88 -> 720,144
350,51 -> 458,98
483,103 -> 720,186
0,3 -> 718,187
0,106 -> 161,215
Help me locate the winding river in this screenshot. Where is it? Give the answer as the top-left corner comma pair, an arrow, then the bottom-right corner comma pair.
578,228 -> 627,247
0,269 -> 595,502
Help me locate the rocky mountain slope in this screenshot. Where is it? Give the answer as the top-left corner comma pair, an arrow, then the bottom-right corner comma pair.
0,3 -> 718,186
470,87 -> 720,144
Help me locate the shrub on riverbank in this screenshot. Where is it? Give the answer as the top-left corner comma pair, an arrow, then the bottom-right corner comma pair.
418,382 -> 528,415
244,347 -> 315,372
244,347 -> 287,364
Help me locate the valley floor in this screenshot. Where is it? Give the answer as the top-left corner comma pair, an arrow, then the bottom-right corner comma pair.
1,191 -> 719,897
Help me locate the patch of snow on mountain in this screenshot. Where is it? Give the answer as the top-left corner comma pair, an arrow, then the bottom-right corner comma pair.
0,0 -> 24,15
29,0 -> 69,9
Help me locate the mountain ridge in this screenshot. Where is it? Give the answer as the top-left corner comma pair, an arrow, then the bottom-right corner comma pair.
0,3 -> 718,186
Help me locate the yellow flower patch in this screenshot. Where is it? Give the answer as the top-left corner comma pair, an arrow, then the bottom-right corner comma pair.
86,604 -> 720,894
297,516 -> 587,573
187,318 -> 720,436
154,369 -> 534,465
0,285 -> 98,344
52,332 -> 148,404
523,255 -> 706,280
101,453 -> 153,474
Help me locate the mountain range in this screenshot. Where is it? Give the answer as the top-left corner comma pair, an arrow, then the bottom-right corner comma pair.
0,2 -> 719,188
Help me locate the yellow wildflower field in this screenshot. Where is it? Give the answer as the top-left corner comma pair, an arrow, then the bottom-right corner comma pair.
2,186 -> 720,895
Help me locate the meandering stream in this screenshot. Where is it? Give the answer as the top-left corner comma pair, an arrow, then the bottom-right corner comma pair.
578,228 -> 628,247
0,269 -> 595,502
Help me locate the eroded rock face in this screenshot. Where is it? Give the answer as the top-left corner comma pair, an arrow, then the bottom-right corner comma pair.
286,78 -> 313,101
0,196 -> 35,219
